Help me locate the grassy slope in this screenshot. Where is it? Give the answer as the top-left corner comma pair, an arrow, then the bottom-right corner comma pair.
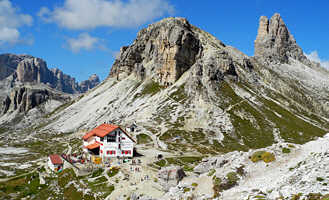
158,80 -> 327,153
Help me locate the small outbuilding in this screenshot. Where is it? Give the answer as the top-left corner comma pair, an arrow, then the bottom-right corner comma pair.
126,123 -> 138,132
48,154 -> 63,172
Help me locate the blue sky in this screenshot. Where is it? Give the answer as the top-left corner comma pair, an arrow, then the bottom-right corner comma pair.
0,0 -> 328,82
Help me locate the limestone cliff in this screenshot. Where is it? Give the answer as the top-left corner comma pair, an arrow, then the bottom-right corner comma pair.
1,86 -> 70,114
254,13 -> 310,65
0,54 -> 33,80
110,17 -> 202,86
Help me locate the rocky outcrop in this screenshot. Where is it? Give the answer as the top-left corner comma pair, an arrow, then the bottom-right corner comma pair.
0,54 -> 33,80
254,13 -> 310,65
0,53 -> 100,94
50,68 -> 80,94
79,74 -> 100,93
16,57 -> 53,83
1,86 -> 69,114
110,17 -> 202,86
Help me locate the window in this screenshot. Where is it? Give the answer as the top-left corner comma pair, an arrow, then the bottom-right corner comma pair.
108,150 -> 116,155
100,150 -> 103,154
122,150 -> 124,154
107,132 -> 116,142
107,150 -> 110,155
100,137 -> 104,142
122,137 -> 125,140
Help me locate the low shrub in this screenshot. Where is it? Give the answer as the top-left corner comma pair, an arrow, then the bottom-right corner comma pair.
208,169 -> 216,177
184,187 -> 191,193
282,147 -> 291,154
191,183 -> 198,187
250,151 -> 276,163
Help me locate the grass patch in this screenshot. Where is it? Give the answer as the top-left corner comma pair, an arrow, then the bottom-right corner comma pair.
140,81 -> 164,96
212,171 -> 240,198
0,172 -> 48,199
219,81 -> 243,106
25,140 -> 67,156
250,151 -> 276,163
153,156 -> 202,171
212,176 -> 222,198
208,169 -> 216,177
191,183 -> 198,187
228,101 -> 274,149
154,159 -> 166,167
260,98 -> 326,144
0,126 -> 9,134
170,84 -> 188,103
91,168 -> 104,178
282,147 -> 291,154
137,134 -> 152,144
226,172 -> 239,186
183,187 -> 191,193
107,167 -> 119,178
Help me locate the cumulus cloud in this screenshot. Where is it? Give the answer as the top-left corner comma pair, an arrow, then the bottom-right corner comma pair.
0,0 -> 33,45
305,51 -> 329,70
38,0 -> 174,30
66,33 -> 101,53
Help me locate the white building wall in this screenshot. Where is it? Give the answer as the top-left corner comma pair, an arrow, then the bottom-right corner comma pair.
48,157 -> 55,171
100,128 -> 134,158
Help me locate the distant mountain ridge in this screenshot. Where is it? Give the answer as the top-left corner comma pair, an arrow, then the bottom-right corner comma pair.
0,53 -> 100,94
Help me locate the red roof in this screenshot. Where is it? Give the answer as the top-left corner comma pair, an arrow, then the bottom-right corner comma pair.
83,124 -> 119,140
82,123 -> 136,143
85,142 -> 100,150
49,154 -> 63,165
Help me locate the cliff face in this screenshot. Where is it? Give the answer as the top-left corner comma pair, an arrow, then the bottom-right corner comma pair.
15,57 -> 53,83
254,13 -> 310,65
1,85 -> 71,115
110,18 -> 202,86
0,54 -> 33,80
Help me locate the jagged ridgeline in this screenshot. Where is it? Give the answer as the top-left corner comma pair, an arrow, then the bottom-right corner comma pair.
48,16 -> 329,153
0,54 -> 101,116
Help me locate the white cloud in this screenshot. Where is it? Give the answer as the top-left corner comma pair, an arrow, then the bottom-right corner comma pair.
305,51 -> 329,70
0,27 -> 19,43
39,0 -> 174,30
66,33 -> 101,52
37,7 -> 51,22
0,0 -> 33,44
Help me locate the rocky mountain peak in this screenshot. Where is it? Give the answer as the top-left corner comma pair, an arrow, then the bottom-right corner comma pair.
109,17 -> 202,86
79,74 -> 100,93
254,13 -> 310,65
16,57 -> 51,83
88,74 -> 99,82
